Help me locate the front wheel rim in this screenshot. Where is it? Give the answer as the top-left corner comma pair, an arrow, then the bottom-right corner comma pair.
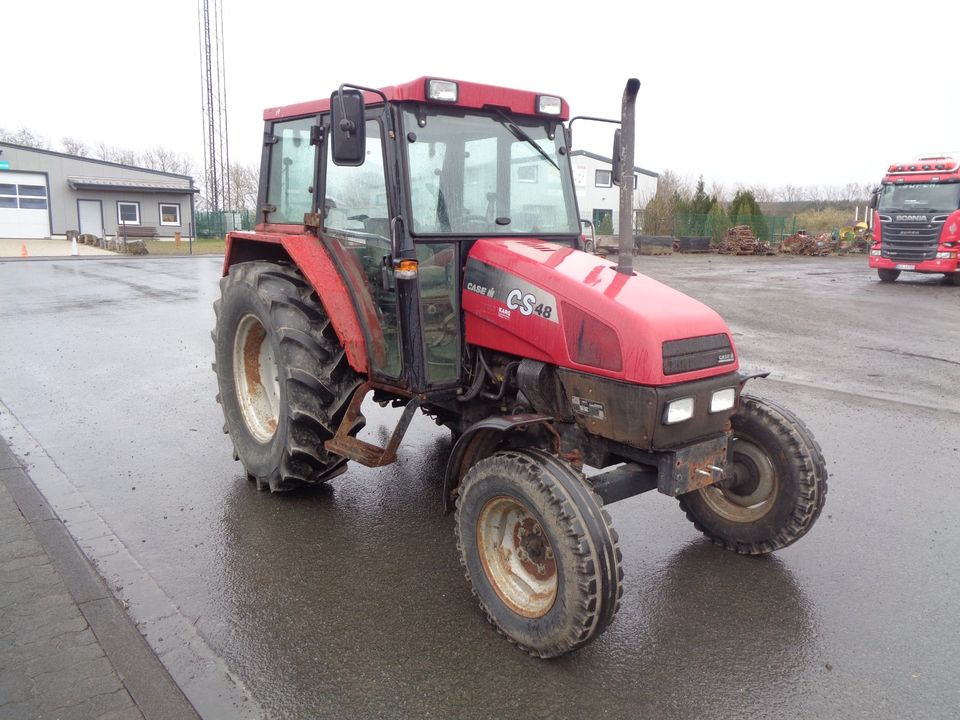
699,438 -> 778,523
233,314 -> 280,443
476,496 -> 557,618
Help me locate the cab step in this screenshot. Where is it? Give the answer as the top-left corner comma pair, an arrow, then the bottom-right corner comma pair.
324,382 -> 420,468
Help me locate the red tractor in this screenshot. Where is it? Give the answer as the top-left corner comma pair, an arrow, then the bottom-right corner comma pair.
213,77 -> 826,657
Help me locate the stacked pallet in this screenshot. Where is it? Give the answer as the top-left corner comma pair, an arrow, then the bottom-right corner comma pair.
781,232 -> 836,256
718,225 -> 759,255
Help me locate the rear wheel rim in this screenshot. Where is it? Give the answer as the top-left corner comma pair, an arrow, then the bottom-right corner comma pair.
699,438 -> 777,522
476,496 -> 557,618
233,314 -> 280,443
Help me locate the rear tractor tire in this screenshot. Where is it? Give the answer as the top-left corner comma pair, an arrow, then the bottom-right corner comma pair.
878,268 -> 900,282
678,395 -> 827,555
455,449 -> 623,658
213,261 -> 363,491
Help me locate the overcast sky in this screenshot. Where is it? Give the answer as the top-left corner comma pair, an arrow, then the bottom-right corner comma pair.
6,0 -> 959,191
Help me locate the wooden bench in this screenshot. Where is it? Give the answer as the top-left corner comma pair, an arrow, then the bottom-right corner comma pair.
119,225 -> 157,239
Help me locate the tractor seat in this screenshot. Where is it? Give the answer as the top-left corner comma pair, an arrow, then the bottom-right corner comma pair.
419,265 -> 450,300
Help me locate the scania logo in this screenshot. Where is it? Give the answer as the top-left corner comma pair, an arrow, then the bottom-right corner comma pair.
895,215 -> 927,222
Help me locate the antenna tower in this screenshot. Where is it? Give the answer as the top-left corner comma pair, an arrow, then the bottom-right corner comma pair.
197,0 -> 231,213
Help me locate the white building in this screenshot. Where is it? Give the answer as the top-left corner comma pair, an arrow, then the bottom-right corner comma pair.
570,150 -> 658,232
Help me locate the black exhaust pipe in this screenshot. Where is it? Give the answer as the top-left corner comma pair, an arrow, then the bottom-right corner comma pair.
616,78 -> 640,275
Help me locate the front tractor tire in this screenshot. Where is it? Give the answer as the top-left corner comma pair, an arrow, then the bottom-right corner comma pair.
455,449 -> 623,658
678,395 -> 827,555
878,268 -> 900,283
213,261 -> 362,491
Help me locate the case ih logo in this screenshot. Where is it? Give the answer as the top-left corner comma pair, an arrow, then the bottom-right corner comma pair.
895,215 -> 927,222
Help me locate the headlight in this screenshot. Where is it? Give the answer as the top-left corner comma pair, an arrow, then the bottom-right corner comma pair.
710,388 -> 737,413
935,251 -> 957,259
870,249 -> 882,256
664,397 -> 695,425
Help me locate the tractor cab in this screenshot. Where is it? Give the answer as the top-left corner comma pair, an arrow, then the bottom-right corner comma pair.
244,78 -> 581,394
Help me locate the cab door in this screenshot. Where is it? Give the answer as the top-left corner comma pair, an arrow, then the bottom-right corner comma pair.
322,118 -> 404,382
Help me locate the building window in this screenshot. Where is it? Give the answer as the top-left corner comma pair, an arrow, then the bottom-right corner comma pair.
595,169 -> 612,188
517,164 -> 538,183
117,201 -> 140,226
159,203 -> 181,226
0,183 -> 48,209
0,184 -> 17,209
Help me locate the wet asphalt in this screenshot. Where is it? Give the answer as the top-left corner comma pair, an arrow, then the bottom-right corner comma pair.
0,253 -> 958,719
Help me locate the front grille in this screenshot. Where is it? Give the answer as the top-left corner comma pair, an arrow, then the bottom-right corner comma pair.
663,334 -> 734,375
881,217 -> 944,262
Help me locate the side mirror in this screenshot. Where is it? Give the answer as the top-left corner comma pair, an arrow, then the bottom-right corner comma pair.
868,186 -> 880,210
331,89 -> 366,166
611,129 -> 622,187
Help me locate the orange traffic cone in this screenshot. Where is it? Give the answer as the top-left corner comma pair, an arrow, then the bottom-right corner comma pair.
20,243 -> 28,257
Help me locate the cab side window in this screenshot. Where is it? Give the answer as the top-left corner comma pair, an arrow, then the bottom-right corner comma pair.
266,117 -> 315,223
324,120 -> 389,238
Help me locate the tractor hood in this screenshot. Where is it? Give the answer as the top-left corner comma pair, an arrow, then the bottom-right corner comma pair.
462,239 -> 738,386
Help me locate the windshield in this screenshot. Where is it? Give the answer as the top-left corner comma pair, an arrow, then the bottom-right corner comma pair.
878,183 -> 960,213
401,106 -> 579,236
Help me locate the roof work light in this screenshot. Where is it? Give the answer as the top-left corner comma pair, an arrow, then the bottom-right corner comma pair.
536,95 -> 562,116
426,79 -> 458,103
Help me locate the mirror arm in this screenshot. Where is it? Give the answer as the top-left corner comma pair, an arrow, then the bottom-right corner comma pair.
338,83 -> 392,134
567,115 -> 622,153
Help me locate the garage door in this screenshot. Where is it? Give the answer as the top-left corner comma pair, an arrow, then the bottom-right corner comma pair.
0,172 -> 51,239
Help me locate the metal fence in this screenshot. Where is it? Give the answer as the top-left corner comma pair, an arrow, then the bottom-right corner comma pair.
195,210 -> 257,239
673,214 -> 798,245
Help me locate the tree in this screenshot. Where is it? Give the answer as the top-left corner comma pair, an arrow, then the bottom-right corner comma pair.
642,170 -> 690,235
228,163 -> 259,214
690,176 -> 715,215
685,175 -> 716,234
143,147 -> 193,176
706,201 -> 729,244
729,189 -> 762,219
60,137 -> 89,157
729,189 -> 767,240
0,126 -> 49,149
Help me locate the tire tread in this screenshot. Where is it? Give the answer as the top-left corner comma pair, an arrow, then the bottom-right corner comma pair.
678,394 -> 827,555
213,261 -> 362,491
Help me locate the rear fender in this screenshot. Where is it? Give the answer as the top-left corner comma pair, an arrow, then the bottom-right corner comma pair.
224,232 -> 371,374
442,414 -> 554,514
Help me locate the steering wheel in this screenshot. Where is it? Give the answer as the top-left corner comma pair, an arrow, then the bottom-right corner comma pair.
455,214 -> 490,233
427,311 -> 459,348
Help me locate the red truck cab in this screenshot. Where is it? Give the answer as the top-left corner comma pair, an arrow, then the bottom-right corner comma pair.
869,155 -> 960,284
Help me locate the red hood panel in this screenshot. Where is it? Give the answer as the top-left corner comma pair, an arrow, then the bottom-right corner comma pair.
462,239 -> 738,385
